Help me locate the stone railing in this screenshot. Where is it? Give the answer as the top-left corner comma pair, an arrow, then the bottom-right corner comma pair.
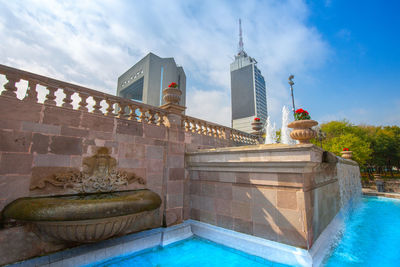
0,64 -> 167,125
0,64 -> 258,144
182,115 -> 258,145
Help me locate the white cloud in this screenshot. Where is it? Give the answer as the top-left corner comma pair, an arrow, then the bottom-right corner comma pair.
0,0 -> 329,128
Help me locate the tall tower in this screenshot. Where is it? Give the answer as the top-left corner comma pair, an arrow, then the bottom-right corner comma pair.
230,19 -> 267,133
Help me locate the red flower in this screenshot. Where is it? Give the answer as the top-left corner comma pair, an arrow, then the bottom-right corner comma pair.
343,148 -> 349,151
254,117 -> 260,121
168,82 -> 178,88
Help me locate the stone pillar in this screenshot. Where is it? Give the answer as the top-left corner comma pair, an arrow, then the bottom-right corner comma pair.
160,86 -> 187,226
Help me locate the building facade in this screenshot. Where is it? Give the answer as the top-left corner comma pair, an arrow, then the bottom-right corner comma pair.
117,53 -> 186,108
230,20 -> 267,133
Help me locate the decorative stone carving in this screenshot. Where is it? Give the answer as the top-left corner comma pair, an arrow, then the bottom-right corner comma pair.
287,120 -> 318,144
30,147 -> 145,193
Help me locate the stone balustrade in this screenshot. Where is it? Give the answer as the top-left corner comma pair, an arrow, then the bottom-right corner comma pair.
182,115 -> 258,145
0,64 -> 167,126
0,64 -> 258,145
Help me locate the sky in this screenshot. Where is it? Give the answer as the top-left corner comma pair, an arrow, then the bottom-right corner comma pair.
0,0 -> 399,127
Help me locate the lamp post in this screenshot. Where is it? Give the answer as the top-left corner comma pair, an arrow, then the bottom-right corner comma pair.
288,75 -> 296,119
316,127 -> 326,148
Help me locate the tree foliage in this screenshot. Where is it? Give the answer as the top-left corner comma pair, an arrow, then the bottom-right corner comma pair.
311,121 -> 400,172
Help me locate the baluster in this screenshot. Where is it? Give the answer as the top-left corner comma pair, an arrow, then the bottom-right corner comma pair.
23,80 -> 38,102
139,107 -> 147,122
197,123 -> 203,135
128,104 -> 138,121
1,74 -> 20,97
44,86 -> 58,105
157,112 -> 165,126
148,110 -> 156,124
61,88 -> 74,108
185,119 -> 191,131
78,92 -> 89,111
117,102 -> 126,118
92,96 -> 103,114
105,98 -> 115,116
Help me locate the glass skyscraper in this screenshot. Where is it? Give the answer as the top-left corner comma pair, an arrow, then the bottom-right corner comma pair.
230,20 -> 267,133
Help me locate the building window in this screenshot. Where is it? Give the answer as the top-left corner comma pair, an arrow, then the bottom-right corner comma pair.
120,77 -> 144,101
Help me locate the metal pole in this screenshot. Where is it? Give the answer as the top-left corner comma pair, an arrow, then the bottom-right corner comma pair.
288,75 -> 296,119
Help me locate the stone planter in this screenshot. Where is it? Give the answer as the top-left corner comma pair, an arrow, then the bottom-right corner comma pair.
375,179 -> 385,192
163,87 -> 182,105
341,151 -> 353,159
287,120 -> 318,144
251,121 -> 263,134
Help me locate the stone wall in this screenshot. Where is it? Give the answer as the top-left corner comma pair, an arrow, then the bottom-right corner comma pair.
0,96 -> 235,265
185,144 -> 361,249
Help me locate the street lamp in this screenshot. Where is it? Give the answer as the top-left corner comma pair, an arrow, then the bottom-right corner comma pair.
288,75 -> 296,119
316,127 -> 326,148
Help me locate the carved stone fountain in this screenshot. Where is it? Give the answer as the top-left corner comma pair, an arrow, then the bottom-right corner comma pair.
2,147 -> 162,243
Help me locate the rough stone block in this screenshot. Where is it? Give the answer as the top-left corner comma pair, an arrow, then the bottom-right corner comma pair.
116,120 -> 143,136
253,222 -> 277,241
215,183 -> 232,200
167,181 -> 184,195
143,124 -> 166,139
118,143 -> 145,159
233,218 -> 253,235
0,119 -> 21,131
277,190 -> 298,210
22,121 -> 61,135
232,185 -> 252,203
33,154 -> 70,167
200,182 -> 216,197
61,126 -> 89,137
50,136 -> 82,155
277,228 -> 307,248
232,201 -> 251,220
217,214 -> 233,230
167,155 -> 184,168
166,207 -> 182,226
90,131 -> 113,140
191,208 -> 201,220
169,168 -> 184,180
215,198 -> 232,216
252,205 -> 276,226
0,153 -> 32,174
167,194 -> 184,209
252,187 -> 277,206
146,159 -> 164,173
32,133 -> 50,154
199,171 -> 219,181
146,145 -> 164,160
0,175 -> 30,210
219,172 -> 235,183
168,142 -> 184,154
81,113 -> 114,132
0,130 -> 31,152
146,173 -> 163,187
0,97 -> 41,123
118,158 -> 145,169
43,106 -> 81,127
199,210 -> 217,225
189,181 -> 201,195
200,196 -> 215,213
276,209 -> 304,232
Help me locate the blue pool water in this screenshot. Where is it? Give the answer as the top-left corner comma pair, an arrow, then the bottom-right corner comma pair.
86,196 -> 400,267
85,237 -> 291,267
325,196 -> 400,266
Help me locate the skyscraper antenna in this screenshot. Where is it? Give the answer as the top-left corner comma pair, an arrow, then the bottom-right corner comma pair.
238,19 -> 244,54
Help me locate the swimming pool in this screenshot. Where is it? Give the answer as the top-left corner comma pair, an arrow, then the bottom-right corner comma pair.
83,196 -> 400,267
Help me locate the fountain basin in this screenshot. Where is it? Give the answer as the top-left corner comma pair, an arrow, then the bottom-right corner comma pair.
2,189 -> 162,243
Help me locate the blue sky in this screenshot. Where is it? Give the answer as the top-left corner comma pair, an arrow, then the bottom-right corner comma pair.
0,0 -> 399,127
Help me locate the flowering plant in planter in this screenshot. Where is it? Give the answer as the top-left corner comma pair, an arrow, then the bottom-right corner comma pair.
254,117 -> 260,122
343,147 -> 349,151
168,82 -> 178,88
294,108 -> 311,121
